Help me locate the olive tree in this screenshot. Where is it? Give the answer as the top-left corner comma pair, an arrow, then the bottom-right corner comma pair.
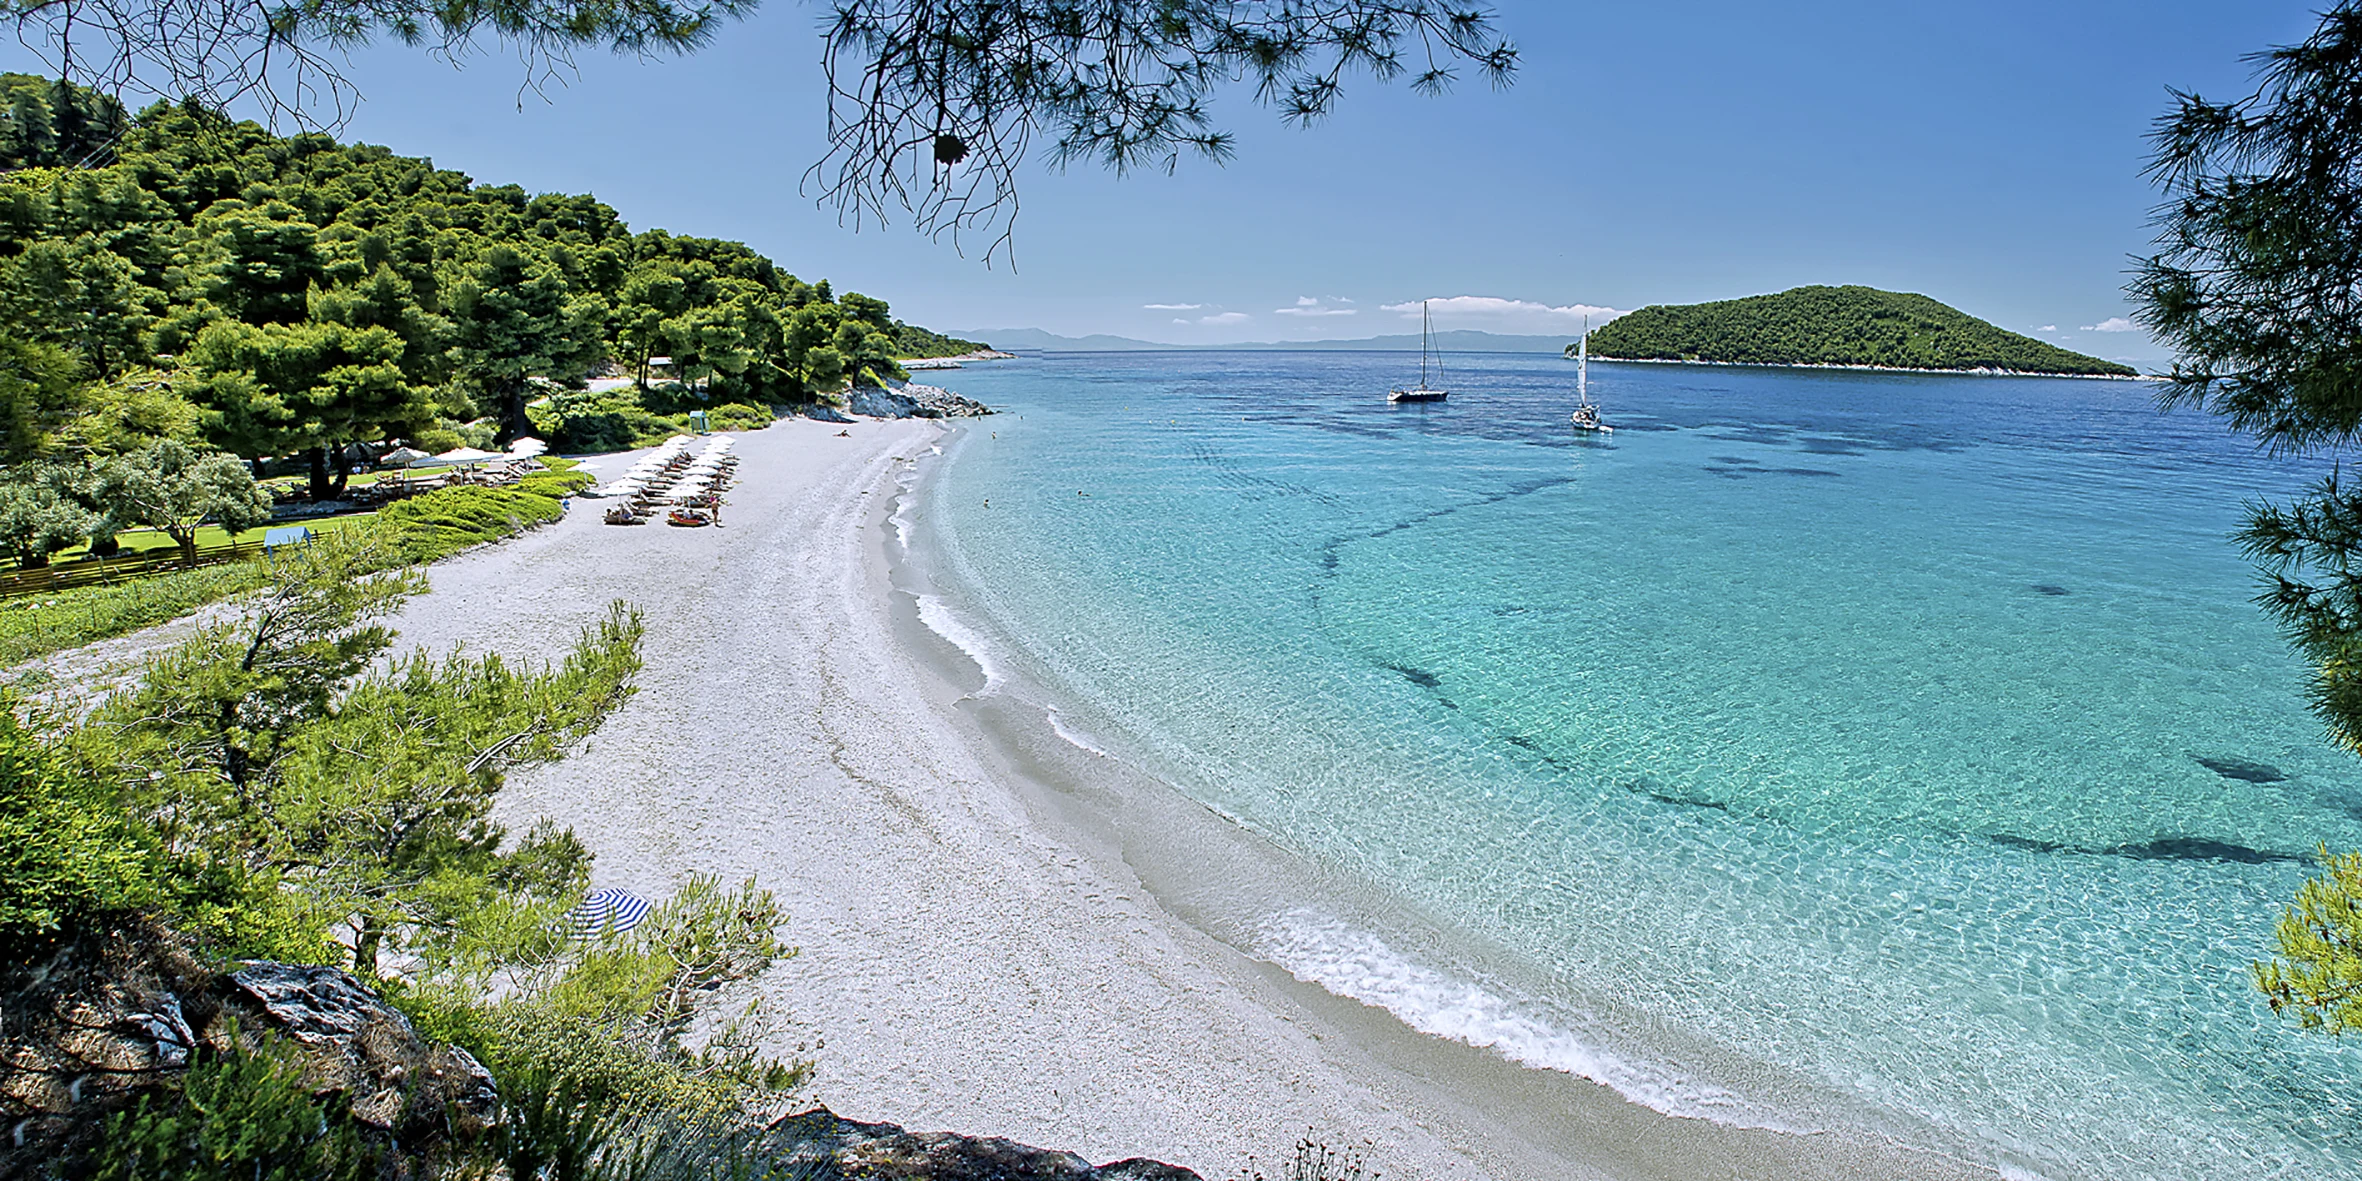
94,438 -> 273,562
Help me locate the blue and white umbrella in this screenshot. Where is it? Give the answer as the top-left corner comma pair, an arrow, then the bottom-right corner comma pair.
566,888 -> 651,940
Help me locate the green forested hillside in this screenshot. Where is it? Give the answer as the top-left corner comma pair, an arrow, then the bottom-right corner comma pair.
1582,285 -> 2138,376
891,322 -> 991,358
0,74 -> 967,491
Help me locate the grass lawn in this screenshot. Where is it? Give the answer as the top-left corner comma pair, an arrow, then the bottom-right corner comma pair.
43,512 -> 378,563
1,459 -> 591,672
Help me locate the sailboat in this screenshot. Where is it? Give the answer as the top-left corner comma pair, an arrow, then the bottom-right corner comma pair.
1570,318 -> 1612,433
1389,300 -> 1449,403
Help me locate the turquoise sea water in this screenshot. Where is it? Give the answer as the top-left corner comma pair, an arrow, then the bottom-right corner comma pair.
908,352 -> 2362,1179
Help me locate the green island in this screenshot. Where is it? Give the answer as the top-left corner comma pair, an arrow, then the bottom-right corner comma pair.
1579,285 -> 2139,377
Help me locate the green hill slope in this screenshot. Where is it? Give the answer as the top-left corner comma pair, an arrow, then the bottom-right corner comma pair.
1582,286 -> 2137,377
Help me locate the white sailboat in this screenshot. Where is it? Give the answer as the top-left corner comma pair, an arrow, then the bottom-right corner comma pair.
1389,300 -> 1449,403
1570,318 -> 1611,433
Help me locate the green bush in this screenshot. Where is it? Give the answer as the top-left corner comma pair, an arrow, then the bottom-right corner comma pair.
706,403 -> 777,432
0,562 -> 270,667
0,700 -> 334,963
377,485 -> 566,564
530,387 -> 775,455
521,460 -> 596,500
160,856 -> 342,966
0,708 -> 160,949
93,1034 -> 372,1181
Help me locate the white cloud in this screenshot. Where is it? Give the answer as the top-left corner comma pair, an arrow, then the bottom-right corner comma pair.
1199,311 -> 1250,325
2082,317 -> 2137,333
1381,295 -> 1624,335
1144,302 -> 1203,310
1276,296 -> 1357,318
2037,325 -> 2057,333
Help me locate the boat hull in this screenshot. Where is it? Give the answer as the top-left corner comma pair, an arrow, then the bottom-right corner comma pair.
1389,388 -> 1449,403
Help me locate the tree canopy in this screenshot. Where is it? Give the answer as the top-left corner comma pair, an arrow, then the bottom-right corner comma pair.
2134,2 -> 2362,1039
1582,286 -> 2138,377
0,73 -> 955,489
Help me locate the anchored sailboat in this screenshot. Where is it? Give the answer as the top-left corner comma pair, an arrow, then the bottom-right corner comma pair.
1570,318 -> 1612,433
1389,301 -> 1449,403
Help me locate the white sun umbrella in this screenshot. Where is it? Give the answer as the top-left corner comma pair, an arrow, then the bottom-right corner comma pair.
506,436 -> 549,459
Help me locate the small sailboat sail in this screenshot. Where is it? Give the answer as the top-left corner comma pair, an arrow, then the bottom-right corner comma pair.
1389,301 -> 1449,403
1570,318 -> 1612,433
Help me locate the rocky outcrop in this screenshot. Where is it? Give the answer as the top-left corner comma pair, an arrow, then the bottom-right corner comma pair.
849,383 -> 993,419
1,929 -> 495,1178
226,963 -> 498,1135
769,1107 -> 1201,1180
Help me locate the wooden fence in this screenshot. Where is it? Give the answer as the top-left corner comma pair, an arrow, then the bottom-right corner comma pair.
0,540 -> 267,601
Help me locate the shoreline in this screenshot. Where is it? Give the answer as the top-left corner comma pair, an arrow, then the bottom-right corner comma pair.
1584,355 -> 2155,380
363,416 -> 2004,1180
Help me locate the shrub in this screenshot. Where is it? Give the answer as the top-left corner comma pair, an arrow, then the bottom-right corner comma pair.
377,485 -> 565,564
396,877 -> 810,1125
531,387 -> 775,455
1231,1138 -> 1381,1181
521,460 -> 596,500
707,403 -> 777,432
92,1034 -> 372,1181
0,708 -> 159,950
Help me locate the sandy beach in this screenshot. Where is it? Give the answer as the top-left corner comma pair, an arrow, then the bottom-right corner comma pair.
336,417 -> 1999,1181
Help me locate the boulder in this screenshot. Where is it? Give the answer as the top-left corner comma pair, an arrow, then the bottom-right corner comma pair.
769,1106 -> 1200,1180
225,963 -> 499,1134
850,383 -> 993,419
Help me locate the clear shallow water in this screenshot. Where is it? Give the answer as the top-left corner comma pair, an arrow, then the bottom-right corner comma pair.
908,352 -> 2362,1179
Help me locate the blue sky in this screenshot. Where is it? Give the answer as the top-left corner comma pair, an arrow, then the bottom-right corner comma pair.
2,2 -> 2329,364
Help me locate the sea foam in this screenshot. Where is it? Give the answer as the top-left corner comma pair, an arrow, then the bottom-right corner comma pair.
1046,707 -> 1111,757
913,593 -> 1006,693
1255,908 -> 1812,1133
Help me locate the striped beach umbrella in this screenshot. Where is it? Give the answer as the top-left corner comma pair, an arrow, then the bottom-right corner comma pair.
566,888 -> 651,940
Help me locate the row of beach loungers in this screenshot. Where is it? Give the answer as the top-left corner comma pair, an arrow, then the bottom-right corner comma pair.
587,435 -> 737,527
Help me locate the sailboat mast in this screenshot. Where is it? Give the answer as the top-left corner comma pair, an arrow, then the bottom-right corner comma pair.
1579,316 -> 1589,403
1421,301 -> 1431,387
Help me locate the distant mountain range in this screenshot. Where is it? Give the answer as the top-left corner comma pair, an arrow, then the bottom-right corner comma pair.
945,327 -> 1577,353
